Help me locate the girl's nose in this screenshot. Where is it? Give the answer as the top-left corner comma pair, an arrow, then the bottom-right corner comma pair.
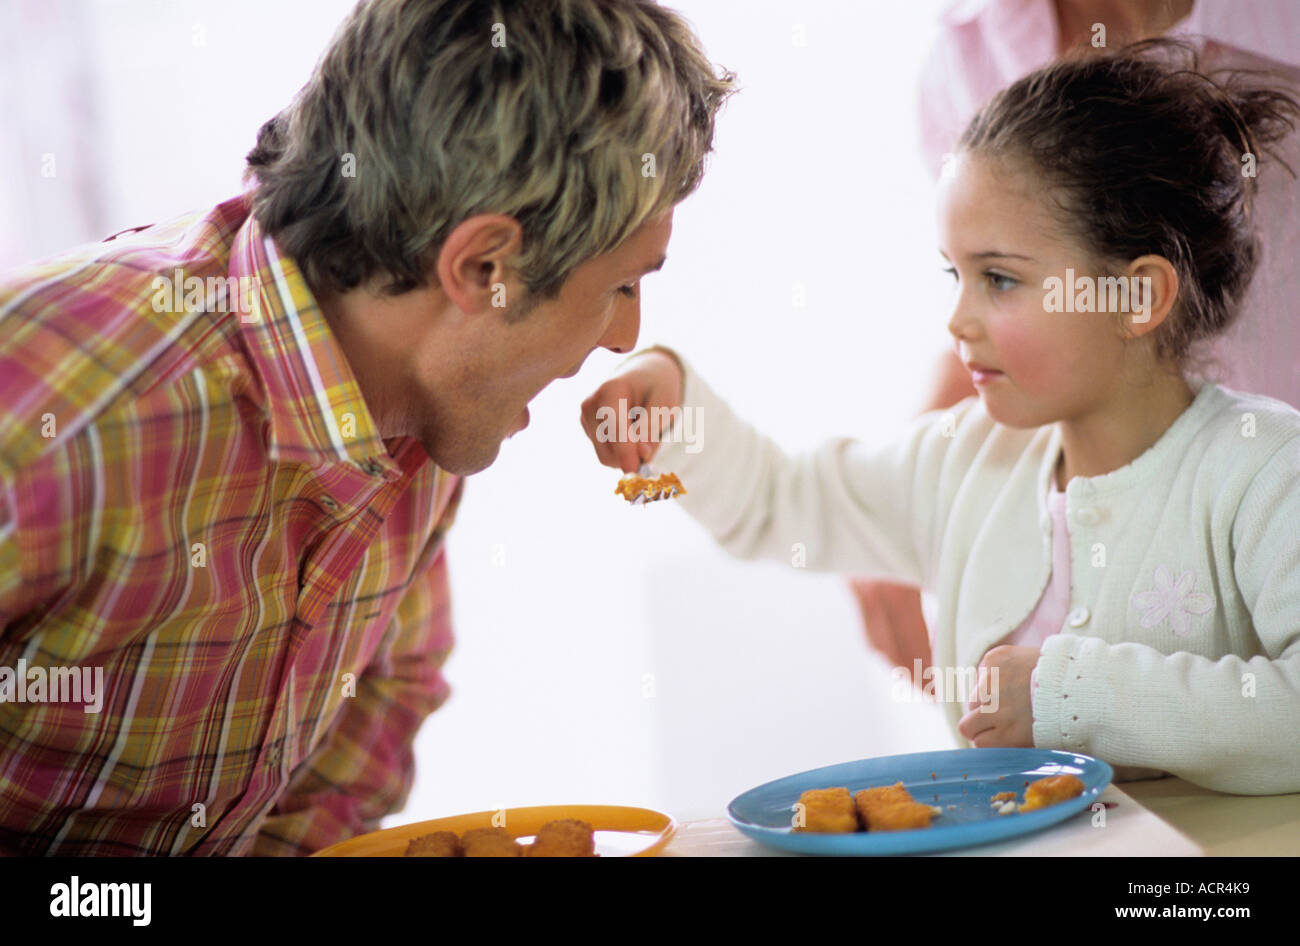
946,294 -> 980,343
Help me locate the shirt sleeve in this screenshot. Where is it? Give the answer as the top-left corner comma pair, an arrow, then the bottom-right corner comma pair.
0,480 -> 28,633
652,358 -> 976,589
250,479 -> 463,856
0,471 -> 77,637
1031,438 -> 1300,795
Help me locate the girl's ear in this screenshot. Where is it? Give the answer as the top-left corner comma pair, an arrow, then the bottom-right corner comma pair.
1121,255 -> 1179,338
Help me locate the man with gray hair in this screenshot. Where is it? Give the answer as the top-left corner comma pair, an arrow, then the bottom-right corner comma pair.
0,0 -> 732,855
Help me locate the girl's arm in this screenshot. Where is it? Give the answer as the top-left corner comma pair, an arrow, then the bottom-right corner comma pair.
644,353 -> 975,587
1033,438 -> 1300,795
1034,637 -> 1300,794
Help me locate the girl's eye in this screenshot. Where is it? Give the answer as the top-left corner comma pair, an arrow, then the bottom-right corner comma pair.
618,284 -> 638,299
942,266 -> 958,282
985,271 -> 1017,291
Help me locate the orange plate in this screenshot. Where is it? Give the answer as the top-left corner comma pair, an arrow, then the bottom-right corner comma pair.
311,804 -> 676,857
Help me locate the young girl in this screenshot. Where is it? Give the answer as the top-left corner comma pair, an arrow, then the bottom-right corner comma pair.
580,40 -> 1300,795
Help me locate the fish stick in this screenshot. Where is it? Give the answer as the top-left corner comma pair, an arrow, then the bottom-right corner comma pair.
859,800 -> 937,831
526,819 -> 597,856
794,787 -> 858,833
855,782 -> 939,831
404,831 -> 461,857
1018,774 -> 1085,812
854,782 -> 914,812
461,827 -> 523,857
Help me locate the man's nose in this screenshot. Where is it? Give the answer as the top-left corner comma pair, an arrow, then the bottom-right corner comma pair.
601,293 -> 641,354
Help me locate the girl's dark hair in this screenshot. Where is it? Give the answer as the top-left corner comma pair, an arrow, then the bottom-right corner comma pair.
959,38 -> 1300,369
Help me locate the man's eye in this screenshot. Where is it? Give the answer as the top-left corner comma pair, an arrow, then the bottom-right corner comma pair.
618,284 -> 638,299
986,272 -> 1017,291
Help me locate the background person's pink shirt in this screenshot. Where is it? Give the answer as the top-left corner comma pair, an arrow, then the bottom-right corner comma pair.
918,0 -> 1300,408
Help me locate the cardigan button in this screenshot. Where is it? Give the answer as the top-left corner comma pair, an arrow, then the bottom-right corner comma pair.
1068,606 -> 1090,627
1075,506 -> 1100,526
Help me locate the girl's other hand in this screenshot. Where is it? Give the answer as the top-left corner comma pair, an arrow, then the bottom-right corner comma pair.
957,644 -> 1040,748
580,348 -> 684,473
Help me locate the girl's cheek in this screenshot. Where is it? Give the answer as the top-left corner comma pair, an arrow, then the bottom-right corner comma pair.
992,313 -> 1057,388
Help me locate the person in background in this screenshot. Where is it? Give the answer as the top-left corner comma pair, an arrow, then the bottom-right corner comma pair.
854,0 -> 1300,691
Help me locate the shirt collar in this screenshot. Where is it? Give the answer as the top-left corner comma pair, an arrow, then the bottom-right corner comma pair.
228,200 -> 402,477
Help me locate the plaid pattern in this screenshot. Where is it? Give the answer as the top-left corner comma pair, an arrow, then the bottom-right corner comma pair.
0,194 -> 462,855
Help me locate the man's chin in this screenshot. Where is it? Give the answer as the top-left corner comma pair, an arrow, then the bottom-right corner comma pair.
415,435 -> 504,476
451,446 -> 504,476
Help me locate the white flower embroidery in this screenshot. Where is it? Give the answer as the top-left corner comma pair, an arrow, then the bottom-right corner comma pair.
1132,565 -> 1214,637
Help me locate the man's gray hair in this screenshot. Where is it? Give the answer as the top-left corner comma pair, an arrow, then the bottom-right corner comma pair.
244,0 -> 734,301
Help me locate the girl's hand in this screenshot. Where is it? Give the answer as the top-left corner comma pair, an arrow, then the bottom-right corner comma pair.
580,348 -> 683,473
957,645 -> 1040,748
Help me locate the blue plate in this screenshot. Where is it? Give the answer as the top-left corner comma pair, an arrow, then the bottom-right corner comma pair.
727,748 -> 1113,855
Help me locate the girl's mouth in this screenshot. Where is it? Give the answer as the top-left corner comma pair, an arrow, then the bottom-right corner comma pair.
965,362 -> 1004,385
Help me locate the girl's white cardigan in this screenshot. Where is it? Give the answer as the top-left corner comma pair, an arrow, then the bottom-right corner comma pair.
654,359 -> 1300,795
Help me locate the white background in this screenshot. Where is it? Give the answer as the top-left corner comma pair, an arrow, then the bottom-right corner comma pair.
2,0 -> 959,825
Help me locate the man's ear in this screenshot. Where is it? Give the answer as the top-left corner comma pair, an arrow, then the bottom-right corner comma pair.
435,214 -> 525,314
1121,254 -> 1179,337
